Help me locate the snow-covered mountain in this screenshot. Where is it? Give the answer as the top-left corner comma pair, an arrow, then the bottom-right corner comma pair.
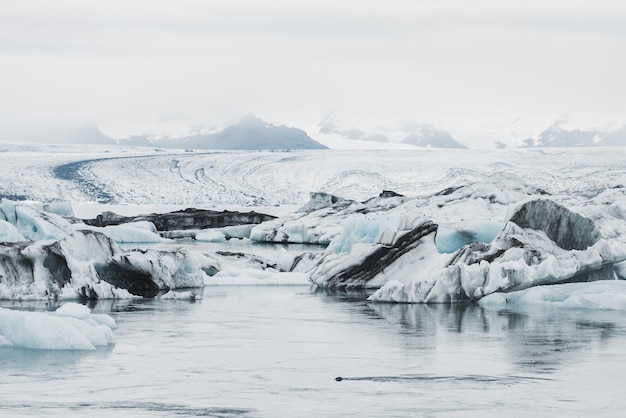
120,114 -> 328,150
317,115 -> 467,149
523,121 -> 626,147
400,125 -> 467,149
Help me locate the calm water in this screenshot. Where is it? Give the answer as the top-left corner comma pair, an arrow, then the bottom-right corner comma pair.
2,287 -> 626,417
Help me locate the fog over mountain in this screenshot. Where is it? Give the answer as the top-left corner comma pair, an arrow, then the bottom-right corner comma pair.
317,115 -> 467,149
0,122 -> 117,145
522,121 -> 626,148
1,1 -> 624,148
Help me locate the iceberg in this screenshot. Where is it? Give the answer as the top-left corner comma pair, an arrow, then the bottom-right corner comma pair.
0,228 -> 206,300
205,269 -> 311,286
76,221 -> 164,243
368,199 -> 626,303
435,220 -> 502,253
250,190 -> 405,245
0,302 -> 116,350
0,219 -> 26,242
15,205 -> 72,241
479,281 -> 626,310
281,175 -> 626,304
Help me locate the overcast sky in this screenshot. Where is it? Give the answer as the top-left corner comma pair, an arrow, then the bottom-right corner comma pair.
2,0 -> 625,144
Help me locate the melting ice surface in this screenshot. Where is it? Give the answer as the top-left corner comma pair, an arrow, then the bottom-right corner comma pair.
435,220 -> 503,253
3,288 -> 626,417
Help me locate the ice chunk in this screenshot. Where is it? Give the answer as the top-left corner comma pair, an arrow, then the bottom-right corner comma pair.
159,290 -> 203,300
1,199 -> 19,224
15,205 -> 72,241
479,281 -> 626,310
221,224 -> 254,239
0,219 -> 26,242
327,214 -> 400,253
508,199 -> 600,250
294,219 -> 440,289
195,230 -> 226,242
43,201 -> 74,218
95,248 -> 205,295
435,221 -> 502,253
0,303 -> 116,350
205,268 -> 311,286
55,302 -> 91,319
296,192 -> 354,213
76,222 -> 163,243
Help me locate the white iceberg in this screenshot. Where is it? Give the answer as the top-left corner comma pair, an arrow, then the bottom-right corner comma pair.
15,205 -> 72,241
479,281 -> 626,310
76,221 -> 163,243
0,219 -> 26,242
0,302 -> 116,350
205,269 -> 311,286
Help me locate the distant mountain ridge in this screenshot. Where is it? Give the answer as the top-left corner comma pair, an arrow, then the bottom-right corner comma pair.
318,115 -> 467,149
401,125 -> 467,149
522,121 -> 626,147
121,115 -> 328,150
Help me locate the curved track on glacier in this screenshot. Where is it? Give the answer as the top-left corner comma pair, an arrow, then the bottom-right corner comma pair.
33,148 -> 626,206
53,159 -> 116,203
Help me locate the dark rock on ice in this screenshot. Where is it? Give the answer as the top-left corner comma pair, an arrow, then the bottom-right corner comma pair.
0,229 -> 204,300
94,256 -> 160,297
292,220 -> 438,288
368,198 -> 625,302
377,190 -> 404,199
291,218 -> 439,289
508,199 -> 600,250
215,251 -> 283,272
82,208 -> 276,231
296,192 -> 355,213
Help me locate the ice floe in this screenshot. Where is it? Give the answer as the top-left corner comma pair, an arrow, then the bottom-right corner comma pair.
0,302 -> 116,350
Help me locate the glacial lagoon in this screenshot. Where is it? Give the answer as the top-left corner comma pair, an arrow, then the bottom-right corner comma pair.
2,286 -> 626,417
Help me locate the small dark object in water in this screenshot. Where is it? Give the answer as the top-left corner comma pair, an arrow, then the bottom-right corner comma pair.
335,376 -> 343,382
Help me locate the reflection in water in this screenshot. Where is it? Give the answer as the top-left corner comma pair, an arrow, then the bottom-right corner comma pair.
0,346 -> 114,371
363,300 -> 626,374
4,287 -> 626,417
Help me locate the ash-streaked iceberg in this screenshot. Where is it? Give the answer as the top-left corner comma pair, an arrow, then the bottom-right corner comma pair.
283,175 -> 626,303
0,200 -> 305,299
368,198 -> 626,302
0,199 -> 215,300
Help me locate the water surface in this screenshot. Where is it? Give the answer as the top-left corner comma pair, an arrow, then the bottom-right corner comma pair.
2,288 -> 626,417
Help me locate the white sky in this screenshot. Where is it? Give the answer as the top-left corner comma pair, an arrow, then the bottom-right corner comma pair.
1,0 -> 625,145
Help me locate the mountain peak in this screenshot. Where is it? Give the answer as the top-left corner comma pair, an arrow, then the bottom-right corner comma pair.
525,121 -> 626,148
120,116 -> 328,150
